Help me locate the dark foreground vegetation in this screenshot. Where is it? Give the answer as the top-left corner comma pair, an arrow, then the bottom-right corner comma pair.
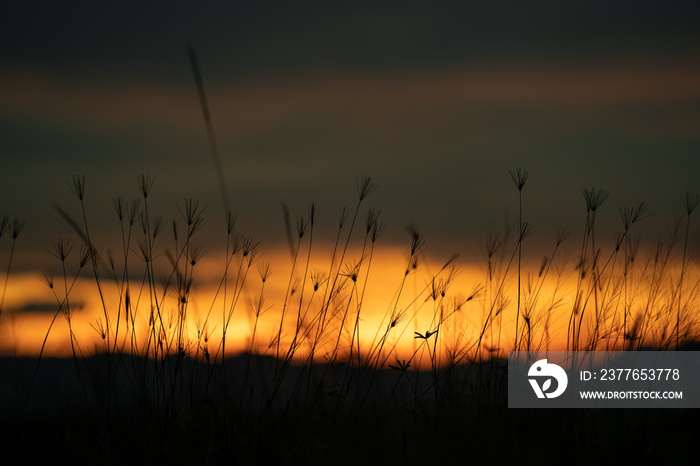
1,350 -> 698,466
1,172 -> 699,464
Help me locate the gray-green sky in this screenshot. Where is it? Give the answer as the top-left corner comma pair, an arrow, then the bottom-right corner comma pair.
2,1 -> 700,268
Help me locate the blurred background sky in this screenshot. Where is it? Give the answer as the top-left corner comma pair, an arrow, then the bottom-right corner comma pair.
2,1 -> 700,268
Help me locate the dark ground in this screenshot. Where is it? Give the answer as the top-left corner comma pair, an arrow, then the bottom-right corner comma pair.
1,352 -> 697,465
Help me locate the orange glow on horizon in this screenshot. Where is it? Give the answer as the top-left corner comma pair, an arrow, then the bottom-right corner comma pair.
0,244 -> 696,369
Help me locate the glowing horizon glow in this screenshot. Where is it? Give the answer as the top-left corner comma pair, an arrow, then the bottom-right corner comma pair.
1,241 -> 696,369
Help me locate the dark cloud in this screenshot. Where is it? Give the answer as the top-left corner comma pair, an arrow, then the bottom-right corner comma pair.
2,1 -> 700,265
3,1 -> 700,77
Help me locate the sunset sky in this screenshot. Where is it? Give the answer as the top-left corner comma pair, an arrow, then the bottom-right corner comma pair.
5,7 -> 700,464
2,1 -> 700,267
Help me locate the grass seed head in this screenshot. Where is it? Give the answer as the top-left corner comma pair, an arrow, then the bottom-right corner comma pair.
113,197 -> 127,221
620,201 -> 649,232
187,243 -> 207,266
49,238 -> 72,262
258,260 -> 272,283
38,269 -> 54,289
582,188 -> 609,213
138,173 -> 155,199
356,175 -> 378,201
509,167 -> 529,191
406,224 -> 425,256
68,174 -> 86,200
11,218 -> 25,239
682,191 -> 700,216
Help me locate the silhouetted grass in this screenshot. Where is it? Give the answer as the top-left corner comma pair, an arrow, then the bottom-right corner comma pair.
1,170 -> 699,464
